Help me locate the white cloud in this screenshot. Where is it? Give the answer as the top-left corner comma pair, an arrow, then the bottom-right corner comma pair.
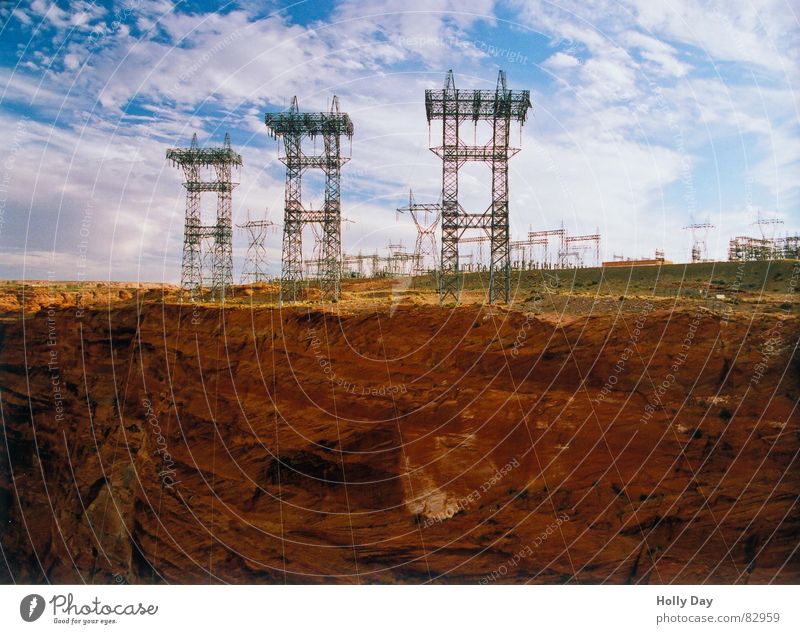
543,51 -> 581,70
627,0 -> 799,76
621,30 -> 689,77
12,8 -> 33,26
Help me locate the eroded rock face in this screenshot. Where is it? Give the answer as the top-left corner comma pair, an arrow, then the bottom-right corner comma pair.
1,299 -> 797,583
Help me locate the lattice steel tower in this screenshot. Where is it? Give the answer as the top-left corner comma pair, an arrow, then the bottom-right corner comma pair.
397,189 -> 440,276
238,210 -> 275,284
265,96 -> 353,303
425,70 -> 531,304
167,133 -> 242,301
683,221 -> 714,263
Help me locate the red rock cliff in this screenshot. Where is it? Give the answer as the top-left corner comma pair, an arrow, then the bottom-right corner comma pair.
1,299 -> 797,583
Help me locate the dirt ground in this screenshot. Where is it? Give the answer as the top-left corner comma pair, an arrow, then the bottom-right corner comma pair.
1,261 -> 798,583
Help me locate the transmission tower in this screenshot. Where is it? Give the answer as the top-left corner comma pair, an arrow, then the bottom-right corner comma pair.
265,96 -> 353,303
396,189 -> 440,276
238,210 -> 275,284
683,221 -> 714,263
425,69 -> 531,304
167,133 -> 241,301
755,212 -> 783,241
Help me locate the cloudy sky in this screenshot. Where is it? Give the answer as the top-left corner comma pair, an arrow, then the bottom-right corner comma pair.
0,0 -> 797,282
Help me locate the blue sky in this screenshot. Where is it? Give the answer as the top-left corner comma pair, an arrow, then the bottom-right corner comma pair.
0,0 -> 797,282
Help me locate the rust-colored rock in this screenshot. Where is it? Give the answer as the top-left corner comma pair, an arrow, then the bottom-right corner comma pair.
0,285 -> 797,583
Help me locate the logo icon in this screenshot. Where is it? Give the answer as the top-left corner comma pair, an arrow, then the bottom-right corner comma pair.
20,594 -> 45,622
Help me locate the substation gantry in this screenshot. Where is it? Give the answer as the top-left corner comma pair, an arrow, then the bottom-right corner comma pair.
167,133 -> 242,301
265,96 -> 354,303
424,69 -> 531,304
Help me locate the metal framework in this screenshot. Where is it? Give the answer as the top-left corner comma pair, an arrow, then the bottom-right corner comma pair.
460,234 -> 490,267
383,242 -> 415,277
683,221 -> 714,263
529,229 -> 566,268
396,190 -> 440,275
728,235 -> 777,261
728,233 -> 799,261
756,215 -> 784,241
510,236 -> 547,269
342,252 -> 375,278
308,216 -> 355,279
425,70 -> 531,304
728,215 -> 800,262
200,231 -> 216,289
167,133 -> 241,301
238,210 -> 275,284
562,233 -> 601,268
776,235 -> 800,259
265,96 -> 353,303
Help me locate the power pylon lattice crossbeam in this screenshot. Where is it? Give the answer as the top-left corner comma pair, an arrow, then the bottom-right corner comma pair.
425,70 -> 531,304
167,133 -> 242,301
265,96 -> 353,303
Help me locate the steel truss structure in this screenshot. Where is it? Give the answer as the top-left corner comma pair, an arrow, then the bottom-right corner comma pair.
562,233 -> 601,268
728,234 -> 800,261
238,211 -> 275,284
384,242 -> 416,276
167,133 -> 242,301
342,252 -> 375,278
396,190 -> 440,276
728,235 -> 777,261
527,229 -> 566,268
510,236 -> 547,269
425,70 -> 531,304
307,216 -> 355,279
683,222 -> 714,263
265,96 -> 353,303
776,236 -> 800,259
